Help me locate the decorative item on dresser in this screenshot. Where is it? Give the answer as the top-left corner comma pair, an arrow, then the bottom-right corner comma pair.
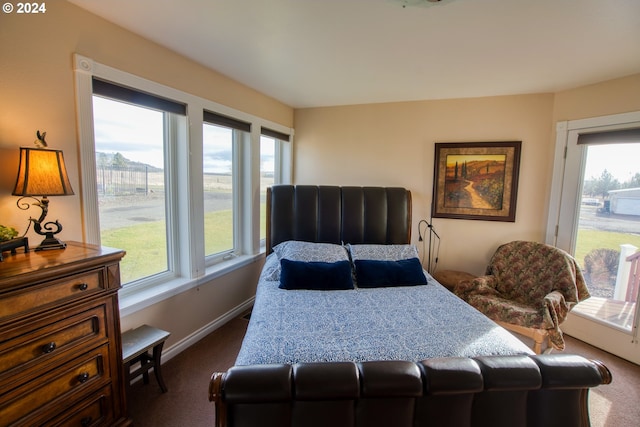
0,241 -> 131,426
11,131 -> 75,251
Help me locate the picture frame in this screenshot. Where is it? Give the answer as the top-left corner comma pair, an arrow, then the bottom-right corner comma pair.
432,141 -> 521,222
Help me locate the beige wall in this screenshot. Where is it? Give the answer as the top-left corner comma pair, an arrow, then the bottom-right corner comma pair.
0,2 -> 292,349
294,95 -> 556,274
294,75 -> 640,275
553,74 -> 640,122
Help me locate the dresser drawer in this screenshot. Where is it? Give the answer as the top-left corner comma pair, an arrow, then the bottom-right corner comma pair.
48,385 -> 115,427
0,345 -> 111,426
0,303 -> 109,389
0,269 -> 104,322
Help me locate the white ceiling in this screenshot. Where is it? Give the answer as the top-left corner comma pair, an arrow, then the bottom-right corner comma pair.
67,0 -> 640,108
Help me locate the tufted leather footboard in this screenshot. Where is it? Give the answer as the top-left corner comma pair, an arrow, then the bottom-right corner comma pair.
209,354 -> 611,427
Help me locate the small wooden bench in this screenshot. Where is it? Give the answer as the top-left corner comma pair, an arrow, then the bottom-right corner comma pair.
122,324 -> 170,393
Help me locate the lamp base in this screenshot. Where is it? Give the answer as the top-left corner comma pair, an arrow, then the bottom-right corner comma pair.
35,234 -> 67,251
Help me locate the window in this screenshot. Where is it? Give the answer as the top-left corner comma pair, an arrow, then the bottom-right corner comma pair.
92,95 -> 175,283
74,54 -> 292,307
91,78 -> 188,285
202,111 -> 251,260
259,127 -> 291,241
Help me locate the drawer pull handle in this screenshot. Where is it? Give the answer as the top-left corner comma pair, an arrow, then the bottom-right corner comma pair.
81,416 -> 93,426
77,372 -> 90,383
42,342 -> 57,354
77,283 -> 89,291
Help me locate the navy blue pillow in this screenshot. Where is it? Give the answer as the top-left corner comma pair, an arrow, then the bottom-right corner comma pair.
354,258 -> 428,288
279,259 -> 354,290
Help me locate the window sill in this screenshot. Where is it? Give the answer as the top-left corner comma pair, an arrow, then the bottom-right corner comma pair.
118,252 -> 264,317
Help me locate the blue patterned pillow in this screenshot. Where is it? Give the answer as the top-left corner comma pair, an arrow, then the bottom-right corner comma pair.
266,241 -> 350,281
348,244 -> 419,261
279,259 -> 354,290
274,241 -> 349,262
354,257 -> 427,288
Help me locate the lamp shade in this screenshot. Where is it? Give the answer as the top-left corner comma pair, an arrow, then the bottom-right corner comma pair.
12,147 -> 74,196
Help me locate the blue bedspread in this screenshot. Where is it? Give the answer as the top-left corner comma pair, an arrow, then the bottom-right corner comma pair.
235,254 -> 533,365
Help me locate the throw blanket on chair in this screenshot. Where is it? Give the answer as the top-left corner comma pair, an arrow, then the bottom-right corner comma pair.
455,241 -> 591,350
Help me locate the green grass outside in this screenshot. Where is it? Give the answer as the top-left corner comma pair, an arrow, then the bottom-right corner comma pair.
102,206 -> 266,284
575,229 -> 640,267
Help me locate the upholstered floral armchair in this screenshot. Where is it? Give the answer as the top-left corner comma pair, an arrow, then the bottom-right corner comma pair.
455,241 -> 590,353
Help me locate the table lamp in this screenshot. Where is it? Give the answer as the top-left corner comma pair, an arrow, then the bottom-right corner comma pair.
12,139 -> 74,251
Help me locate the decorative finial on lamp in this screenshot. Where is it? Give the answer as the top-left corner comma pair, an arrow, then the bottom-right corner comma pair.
12,131 -> 74,251
35,130 -> 48,147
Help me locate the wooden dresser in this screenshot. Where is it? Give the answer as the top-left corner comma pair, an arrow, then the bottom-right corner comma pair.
0,241 -> 131,426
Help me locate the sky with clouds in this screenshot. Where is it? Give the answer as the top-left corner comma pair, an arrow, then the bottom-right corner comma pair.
585,143 -> 640,183
92,96 -> 274,174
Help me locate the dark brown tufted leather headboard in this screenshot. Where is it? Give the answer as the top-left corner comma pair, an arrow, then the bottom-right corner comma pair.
266,185 -> 412,253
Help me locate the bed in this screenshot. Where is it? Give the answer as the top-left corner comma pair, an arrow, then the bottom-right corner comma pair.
209,185 -> 611,427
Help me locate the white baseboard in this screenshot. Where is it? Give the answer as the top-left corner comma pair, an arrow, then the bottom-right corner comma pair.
160,297 -> 254,364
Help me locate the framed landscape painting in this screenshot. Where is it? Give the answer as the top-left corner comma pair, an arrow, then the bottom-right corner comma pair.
432,141 -> 521,222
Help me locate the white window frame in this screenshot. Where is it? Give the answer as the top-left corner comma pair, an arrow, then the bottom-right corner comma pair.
73,54 -> 293,315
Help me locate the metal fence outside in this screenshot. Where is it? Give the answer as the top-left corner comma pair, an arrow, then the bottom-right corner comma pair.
97,165 -> 155,196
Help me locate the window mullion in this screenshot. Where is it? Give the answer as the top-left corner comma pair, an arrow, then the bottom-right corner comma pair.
234,129 -> 257,255
188,109 -> 206,277
164,113 -> 179,277
279,138 -> 293,184
249,130 -> 261,254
